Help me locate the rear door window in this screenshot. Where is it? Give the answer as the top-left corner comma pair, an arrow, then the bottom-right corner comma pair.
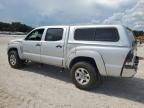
45,28 -> 63,41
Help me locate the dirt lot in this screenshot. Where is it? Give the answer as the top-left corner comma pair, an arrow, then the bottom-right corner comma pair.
0,36 -> 144,108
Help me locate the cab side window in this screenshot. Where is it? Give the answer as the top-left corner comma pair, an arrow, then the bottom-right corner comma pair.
25,29 -> 44,41
45,28 -> 63,41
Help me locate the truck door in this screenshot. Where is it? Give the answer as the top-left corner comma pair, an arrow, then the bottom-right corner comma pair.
41,27 -> 66,67
22,28 -> 44,62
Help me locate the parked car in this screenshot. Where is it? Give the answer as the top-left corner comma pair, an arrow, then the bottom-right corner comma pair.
7,25 -> 139,90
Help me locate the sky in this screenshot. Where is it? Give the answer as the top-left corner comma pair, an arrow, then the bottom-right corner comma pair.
0,0 -> 144,30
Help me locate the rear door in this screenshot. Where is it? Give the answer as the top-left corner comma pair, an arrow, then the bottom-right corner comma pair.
41,27 -> 67,67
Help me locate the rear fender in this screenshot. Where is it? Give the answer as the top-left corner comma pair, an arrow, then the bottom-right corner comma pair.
67,50 -> 107,76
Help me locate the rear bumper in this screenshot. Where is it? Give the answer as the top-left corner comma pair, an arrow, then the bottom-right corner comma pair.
121,56 -> 139,77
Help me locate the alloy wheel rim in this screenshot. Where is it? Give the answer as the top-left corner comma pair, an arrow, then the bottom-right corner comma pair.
75,68 -> 90,85
10,54 -> 16,66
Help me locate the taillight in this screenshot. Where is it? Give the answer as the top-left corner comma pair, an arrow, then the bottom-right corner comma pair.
124,50 -> 134,64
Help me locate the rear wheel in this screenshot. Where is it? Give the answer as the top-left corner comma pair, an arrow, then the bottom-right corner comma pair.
8,50 -> 24,68
70,62 -> 101,90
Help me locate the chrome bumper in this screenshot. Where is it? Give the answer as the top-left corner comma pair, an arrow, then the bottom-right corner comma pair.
121,56 -> 139,77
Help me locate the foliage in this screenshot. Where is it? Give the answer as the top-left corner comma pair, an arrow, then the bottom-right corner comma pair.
133,30 -> 144,41
133,30 -> 144,37
0,22 -> 33,33
136,36 -> 144,41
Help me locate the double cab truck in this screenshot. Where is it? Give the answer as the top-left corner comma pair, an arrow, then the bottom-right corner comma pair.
7,25 -> 139,90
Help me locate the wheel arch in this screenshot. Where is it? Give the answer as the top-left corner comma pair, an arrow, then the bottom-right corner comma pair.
8,47 -> 18,54
67,50 -> 107,76
70,56 -> 96,69
7,46 -> 23,59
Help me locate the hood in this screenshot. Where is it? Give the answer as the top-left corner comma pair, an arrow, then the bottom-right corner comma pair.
9,39 -> 24,44
10,39 -> 24,43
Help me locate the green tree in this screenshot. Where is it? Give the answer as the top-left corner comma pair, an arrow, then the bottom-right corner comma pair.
0,22 -> 33,33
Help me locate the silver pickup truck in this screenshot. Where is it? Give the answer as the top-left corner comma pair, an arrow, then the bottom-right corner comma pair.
7,25 -> 139,90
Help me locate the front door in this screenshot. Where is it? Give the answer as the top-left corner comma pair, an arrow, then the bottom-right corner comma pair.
22,28 -> 44,62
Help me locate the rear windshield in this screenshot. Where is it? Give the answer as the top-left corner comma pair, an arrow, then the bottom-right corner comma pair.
74,28 -> 119,42
126,29 -> 136,42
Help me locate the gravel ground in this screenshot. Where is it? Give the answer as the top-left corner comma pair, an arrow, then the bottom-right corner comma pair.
0,36 -> 144,108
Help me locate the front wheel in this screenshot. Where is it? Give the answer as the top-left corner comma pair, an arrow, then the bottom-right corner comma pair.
70,62 -> 101,90
8,50 -> 24,68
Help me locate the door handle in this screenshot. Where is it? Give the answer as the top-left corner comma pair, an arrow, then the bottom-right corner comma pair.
56,45 -> 62,48
35,43 -> 41,46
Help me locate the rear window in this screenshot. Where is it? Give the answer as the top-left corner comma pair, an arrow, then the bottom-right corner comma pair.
126,29 -> 136,42
126,28 -> 137,46
74,28 -> 119,42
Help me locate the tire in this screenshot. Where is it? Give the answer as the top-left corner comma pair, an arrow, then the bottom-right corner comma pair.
70,62 -> 101,90
8,50 -> 23,68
